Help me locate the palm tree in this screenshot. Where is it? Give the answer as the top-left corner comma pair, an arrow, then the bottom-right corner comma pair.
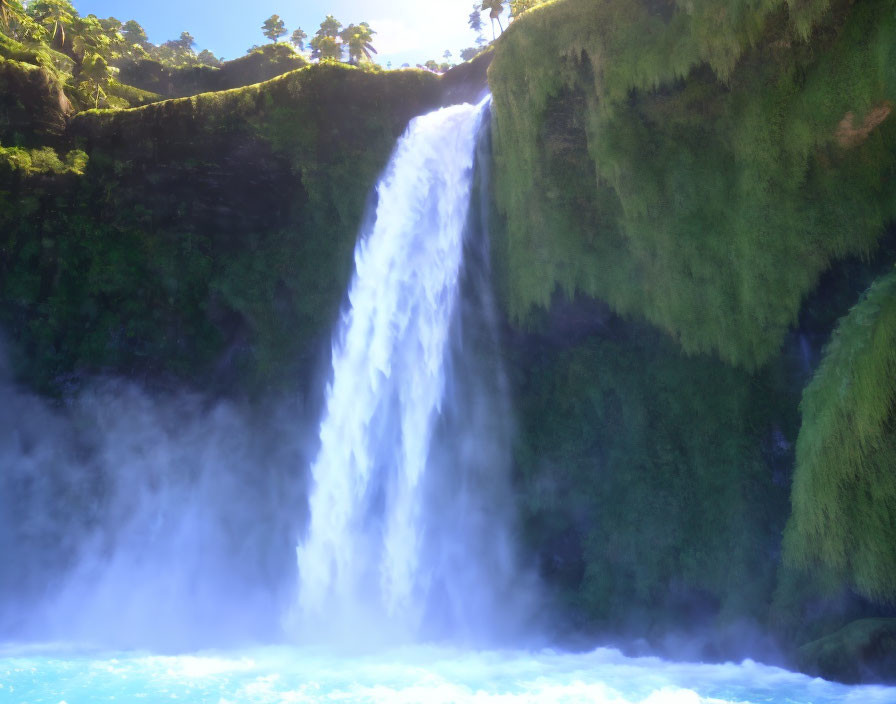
340,22 -> 376,65
480,0 -> 504,40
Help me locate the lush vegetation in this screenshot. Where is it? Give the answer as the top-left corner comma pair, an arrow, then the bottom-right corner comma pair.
783,271 -> 896,604
489,0 -> 896,369
0,1 -> 389,114
0,142 -> 84,173
0,0 -> 231,110
0,63 -> 442,394
511,319 -> 794,638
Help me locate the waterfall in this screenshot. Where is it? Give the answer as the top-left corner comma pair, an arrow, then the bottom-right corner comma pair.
294,96 -> 523,643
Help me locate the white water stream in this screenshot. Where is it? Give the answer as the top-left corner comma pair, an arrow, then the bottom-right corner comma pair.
293,97 -> 523,643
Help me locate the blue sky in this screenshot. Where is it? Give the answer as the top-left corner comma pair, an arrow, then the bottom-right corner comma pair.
71,0 -> 486,66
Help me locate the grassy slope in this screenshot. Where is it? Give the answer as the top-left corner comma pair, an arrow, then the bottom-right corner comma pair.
116,44 -> 309,102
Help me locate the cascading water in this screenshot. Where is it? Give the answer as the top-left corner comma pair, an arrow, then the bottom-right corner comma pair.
293,96 -> 524,643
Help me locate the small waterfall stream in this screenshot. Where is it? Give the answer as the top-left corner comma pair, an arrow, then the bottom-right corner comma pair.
294,96 -> 522,643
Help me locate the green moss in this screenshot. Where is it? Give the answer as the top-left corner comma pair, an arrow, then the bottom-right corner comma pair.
489,0 -> 896,368
116,43 -> 310,101
0,144 -> 86,174
797,618 -> 896,683
513,322 -> 792,631
0,63 -> 442,394
782,270 -> 896,604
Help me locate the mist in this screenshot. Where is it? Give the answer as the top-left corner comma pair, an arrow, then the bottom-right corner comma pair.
0,352 -> 316,650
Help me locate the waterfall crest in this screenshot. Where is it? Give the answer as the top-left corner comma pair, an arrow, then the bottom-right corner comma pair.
294,97 -> 524,643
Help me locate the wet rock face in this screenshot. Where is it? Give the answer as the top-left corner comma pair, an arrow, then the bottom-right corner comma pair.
0,58 -> 72,146
440,49 -> 493,106
797,618 -> 896,685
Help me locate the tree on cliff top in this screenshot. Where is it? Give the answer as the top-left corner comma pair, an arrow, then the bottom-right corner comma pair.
317,15 -> 341,39
121,19 -> 147,47
311,16 -> 342,61
262,14 -> 286,43
340,22 -> 376,65
468,3 -> 484,38
480,0 -> 505,39
290,27 -> 307,51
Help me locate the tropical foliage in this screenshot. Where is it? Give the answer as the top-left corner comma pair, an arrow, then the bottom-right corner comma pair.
340,22 -> 376,65
783,271 -> 896,604
489,0 -> 896,369
0,0 -> 225,109
309,14 -> 341,60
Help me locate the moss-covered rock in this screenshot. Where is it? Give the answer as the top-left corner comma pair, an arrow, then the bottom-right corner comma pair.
796,618 -> 896,683
117,44 -> 309,101
0,63 -> 442,394
510,313 -> 794,642
782,270 -> 896,604
0,54 -> 72,145
489,0 -> 896,368
440,46 -> 494,106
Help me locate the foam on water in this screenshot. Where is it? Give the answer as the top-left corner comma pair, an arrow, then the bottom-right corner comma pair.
1,646 -> 894,704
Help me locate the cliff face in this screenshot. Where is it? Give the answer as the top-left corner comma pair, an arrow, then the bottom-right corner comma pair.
0,47 -> 72,145
488,0 -> 896,679
489,0 -> 895,369
0,64 -> 442,394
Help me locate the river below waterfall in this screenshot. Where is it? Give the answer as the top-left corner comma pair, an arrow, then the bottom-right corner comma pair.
2,645 -> 894,703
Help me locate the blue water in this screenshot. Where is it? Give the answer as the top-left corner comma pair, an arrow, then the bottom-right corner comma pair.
1,645 -> 894,703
